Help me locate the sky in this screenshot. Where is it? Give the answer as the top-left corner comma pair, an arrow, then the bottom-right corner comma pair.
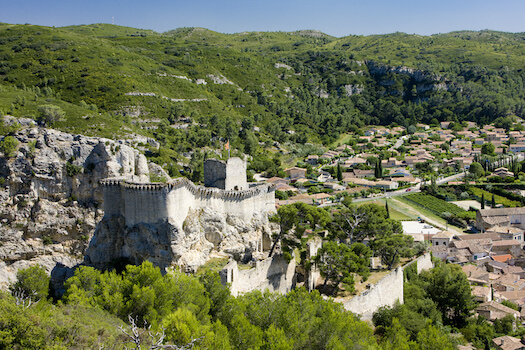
2,0 -> 525,37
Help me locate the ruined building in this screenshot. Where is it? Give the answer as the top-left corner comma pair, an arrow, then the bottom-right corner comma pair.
85,157 -> 276,271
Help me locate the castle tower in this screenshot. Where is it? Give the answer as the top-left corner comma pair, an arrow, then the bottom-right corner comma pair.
204,157 -> 247,190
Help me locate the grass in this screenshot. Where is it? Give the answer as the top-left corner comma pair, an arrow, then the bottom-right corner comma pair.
195,257 -> 229,275
469,187 -> 522,207
358,199 -> 412,221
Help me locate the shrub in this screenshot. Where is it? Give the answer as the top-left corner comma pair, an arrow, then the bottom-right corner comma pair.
0,135 -> 18,157
11,265 -> 49,302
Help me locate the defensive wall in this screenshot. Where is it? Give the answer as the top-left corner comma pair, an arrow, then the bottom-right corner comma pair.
343,252 -> 433,320
101,177 -> 275,231
220,254 -> 296,297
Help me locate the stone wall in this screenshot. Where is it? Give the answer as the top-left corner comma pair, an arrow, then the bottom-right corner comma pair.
204,158 -> 226,189
415,252 -> 433,273
225,157 -> 247,191
343,267 -> 404,320
101,178 -> 275,232
220,254 -> 296,297
343,253 -> 433,320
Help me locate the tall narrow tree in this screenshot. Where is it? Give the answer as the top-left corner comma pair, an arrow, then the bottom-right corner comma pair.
337,162 -> 343,181
491,194 -> 496,208
481,193 -> 485,209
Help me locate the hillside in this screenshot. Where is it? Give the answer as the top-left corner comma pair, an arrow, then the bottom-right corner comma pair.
1,23 -> 525,175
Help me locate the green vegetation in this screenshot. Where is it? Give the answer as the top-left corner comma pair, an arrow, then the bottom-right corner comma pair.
402,193 -> 465,216
2,24 -> 525,176
468,186 -> 522,207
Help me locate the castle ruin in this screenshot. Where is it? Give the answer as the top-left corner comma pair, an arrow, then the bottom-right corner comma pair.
85,157 -> 276,271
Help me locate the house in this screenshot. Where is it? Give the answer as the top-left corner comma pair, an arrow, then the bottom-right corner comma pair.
432,232 -> 451,247
489,167 -> 515,179
497,290 -> 525,308
374,180 -> 399,190
510,143 -> 525,153
492,335 -> 525,350
430,244 -> 448,260
381,157 -> 402,168
476,207 -> 525,231
284,167 -> 307,180
487,226 -> 525,242
352,169 -> 375,178
440,121 -> 451,129
342,157 -> 366,168
492,240 -> 522,255
305,155 -> 319,165
476,301 -> 520,321
472,286 -> 492,302
492,274 -> 525,292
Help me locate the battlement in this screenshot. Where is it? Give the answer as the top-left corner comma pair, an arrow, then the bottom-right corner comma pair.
100,176 -> 275,229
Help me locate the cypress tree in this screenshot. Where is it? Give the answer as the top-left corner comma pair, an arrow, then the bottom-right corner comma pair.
492,194 -> 496,208
481,193 -> 485,209
385,200 -> 390,219
337,163 -> 342,181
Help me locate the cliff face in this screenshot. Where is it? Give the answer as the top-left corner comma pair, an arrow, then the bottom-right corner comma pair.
0,117 -> 276,288
0,117 -> 165,288
85,206 -> 274,272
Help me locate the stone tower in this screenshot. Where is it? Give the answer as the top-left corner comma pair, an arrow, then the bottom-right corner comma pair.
204,157 -> 247,191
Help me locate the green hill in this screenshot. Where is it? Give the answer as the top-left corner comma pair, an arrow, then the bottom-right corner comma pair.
1,23 -> 525,175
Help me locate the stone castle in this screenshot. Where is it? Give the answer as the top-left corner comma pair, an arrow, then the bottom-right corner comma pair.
86,157 -> 276,270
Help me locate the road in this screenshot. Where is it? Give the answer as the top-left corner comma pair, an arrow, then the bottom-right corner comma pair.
352,172 -> 466,204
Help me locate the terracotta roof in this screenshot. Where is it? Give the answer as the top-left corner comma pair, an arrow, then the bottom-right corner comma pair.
493,254 -> 513,263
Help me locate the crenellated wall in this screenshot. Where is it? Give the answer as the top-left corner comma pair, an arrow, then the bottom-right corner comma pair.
100,177 -> 275,231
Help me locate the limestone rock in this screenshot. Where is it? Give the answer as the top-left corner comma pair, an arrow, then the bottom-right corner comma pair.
0,117 -> 156,290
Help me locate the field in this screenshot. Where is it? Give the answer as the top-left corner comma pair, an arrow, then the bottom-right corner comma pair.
469,187 -> 522,207
402,193 -> 465,216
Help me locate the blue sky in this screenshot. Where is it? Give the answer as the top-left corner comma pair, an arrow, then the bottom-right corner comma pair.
2,0 -> 525,37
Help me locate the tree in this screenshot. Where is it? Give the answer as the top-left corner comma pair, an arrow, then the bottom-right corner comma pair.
481,142 -> 495,156
0,135 -> 18,158
381,318 -> 413,350
37,104 -> 65,126
385,200 -> 390,219
371,234 -> 414,269
269,205 -> 298,257
491,193 -> 496,208
315,241 -> 371,295
336,163 -> 342,181
469,162 -> 484,178
481,193 -> 485,209
374,159 -> 383,178
331,203 -> 402,244
11,265 -> 49,303
424,264 -> 474,327
416,322 -> 455,350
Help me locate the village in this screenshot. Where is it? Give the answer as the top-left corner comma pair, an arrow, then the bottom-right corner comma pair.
259,119 -> 525,350
266,120 -> 525,207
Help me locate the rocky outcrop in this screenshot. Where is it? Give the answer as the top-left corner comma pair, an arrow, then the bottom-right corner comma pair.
0,117 -> 166,288
0,117 -> 276,290
85,206 -> 274,272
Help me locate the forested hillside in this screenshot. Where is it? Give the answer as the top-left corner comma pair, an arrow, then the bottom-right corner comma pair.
1,23 -> 525,174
